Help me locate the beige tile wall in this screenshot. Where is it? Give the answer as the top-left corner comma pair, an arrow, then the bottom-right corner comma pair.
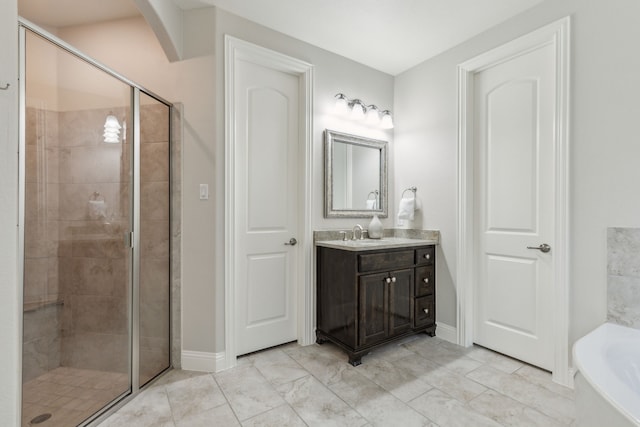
139,102 -> 172,384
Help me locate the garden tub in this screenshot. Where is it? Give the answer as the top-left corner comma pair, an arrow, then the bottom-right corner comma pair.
573,322 -> 640,427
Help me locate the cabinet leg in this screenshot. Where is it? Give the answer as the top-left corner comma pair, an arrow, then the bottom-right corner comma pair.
348,356 -> 362,367
424,326 -> 436,337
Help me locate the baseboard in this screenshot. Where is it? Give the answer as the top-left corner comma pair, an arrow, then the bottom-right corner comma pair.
181,350 -> 225,372
436,322 -> 457,344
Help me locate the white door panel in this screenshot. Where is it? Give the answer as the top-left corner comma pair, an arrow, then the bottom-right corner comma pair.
485,254 -> 537,335
246,254 -> 288,324
474,42 -> 555,370
486,79 -> 538,232
236,58 -> 299,356
246,87 -> 289,230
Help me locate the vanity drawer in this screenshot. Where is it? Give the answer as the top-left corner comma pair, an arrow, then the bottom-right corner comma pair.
415,266 -> 435,296
358,250 -> 414,273
415,296 -> 435,326
415,247 -> 435,265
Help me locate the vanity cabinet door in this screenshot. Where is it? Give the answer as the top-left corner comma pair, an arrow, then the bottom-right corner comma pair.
389,268 -> 414,336
358,272 -> 389,346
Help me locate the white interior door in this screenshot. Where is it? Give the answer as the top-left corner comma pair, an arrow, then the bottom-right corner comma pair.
473,41 -> 555,370
235,57 -> 299,356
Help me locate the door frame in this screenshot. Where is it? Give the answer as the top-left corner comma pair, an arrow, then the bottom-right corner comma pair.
224,35 -> 314,369
456,17 -> 571,385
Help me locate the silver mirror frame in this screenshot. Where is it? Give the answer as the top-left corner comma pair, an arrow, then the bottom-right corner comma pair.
324,129 -> 388,218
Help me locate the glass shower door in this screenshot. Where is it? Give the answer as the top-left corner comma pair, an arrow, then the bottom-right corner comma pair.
21,29 -> 133,426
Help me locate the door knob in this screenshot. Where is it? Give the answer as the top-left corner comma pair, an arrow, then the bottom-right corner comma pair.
527,243 -> 551,253
285,238 -> 297,246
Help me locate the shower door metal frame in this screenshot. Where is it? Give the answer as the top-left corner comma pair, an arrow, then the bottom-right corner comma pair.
18,18 -> 174,426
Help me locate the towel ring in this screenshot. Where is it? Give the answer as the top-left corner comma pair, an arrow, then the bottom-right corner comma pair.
367,190 -> 379,200
401,186 -> 417,198
0,83 -> 9,91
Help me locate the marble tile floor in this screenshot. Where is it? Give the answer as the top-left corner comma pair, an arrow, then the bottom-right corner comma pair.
22,367 -> 129,427
100,335 -> 575,427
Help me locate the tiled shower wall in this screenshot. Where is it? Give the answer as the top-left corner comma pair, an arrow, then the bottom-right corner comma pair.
607,227 -> 640,329
139,102 -> 171,383
23,107 -> 62,382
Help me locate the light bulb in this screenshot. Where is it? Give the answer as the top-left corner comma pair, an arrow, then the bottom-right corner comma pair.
380,110 -> 394,129
365,105 -> 380,125
334,93 -> 348,115
350,99 -> 365,120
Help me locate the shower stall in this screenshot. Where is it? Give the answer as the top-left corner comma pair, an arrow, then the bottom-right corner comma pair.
19,21 -> 176,426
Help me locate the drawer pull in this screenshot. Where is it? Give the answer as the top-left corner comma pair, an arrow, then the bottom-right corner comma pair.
424,254 -> 431,260
385,278 -> 391,284
391,277 -> 396,283
423,308 -> 429,314
423,278 -> 429,284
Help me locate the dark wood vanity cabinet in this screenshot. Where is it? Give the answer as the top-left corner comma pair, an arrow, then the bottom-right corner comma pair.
316,244 -> 436,366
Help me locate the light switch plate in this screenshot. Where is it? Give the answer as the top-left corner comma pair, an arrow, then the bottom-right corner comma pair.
199,184 -> 209,200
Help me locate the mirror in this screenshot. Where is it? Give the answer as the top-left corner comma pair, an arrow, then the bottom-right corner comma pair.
324,129 -> 388,218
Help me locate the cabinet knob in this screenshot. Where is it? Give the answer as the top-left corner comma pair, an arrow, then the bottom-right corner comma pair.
424,254 -> 431,260
423,278 -> 429,284
391,277 -> 396,283
385,278 -> 391,284
423,308 -> 429,314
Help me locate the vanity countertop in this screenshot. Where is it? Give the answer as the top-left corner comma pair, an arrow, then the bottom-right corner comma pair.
316,237 -> 438,252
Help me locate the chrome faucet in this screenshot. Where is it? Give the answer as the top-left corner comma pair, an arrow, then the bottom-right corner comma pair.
352,224 -> 364,240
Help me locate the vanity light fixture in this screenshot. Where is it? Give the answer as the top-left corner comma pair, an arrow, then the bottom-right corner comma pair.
103,113 -> 121,143
333,93 -> 393,129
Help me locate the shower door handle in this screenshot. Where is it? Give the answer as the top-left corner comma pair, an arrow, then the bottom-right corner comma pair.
124,232 -> 133,248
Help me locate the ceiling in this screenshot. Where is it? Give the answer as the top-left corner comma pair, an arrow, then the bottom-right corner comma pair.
19,0 -> 544,75
19,0 -> 141,28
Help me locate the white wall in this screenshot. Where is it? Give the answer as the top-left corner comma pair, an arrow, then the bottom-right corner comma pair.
0,0 -> 20,424
394,0 -> 640,347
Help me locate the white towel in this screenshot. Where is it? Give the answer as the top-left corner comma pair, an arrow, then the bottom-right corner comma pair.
397,196 -> 415,222
366,199 -> 376,210
88,200 -> 106,219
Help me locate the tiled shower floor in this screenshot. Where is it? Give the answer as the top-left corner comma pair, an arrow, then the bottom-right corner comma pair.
22,367 -> 128,427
